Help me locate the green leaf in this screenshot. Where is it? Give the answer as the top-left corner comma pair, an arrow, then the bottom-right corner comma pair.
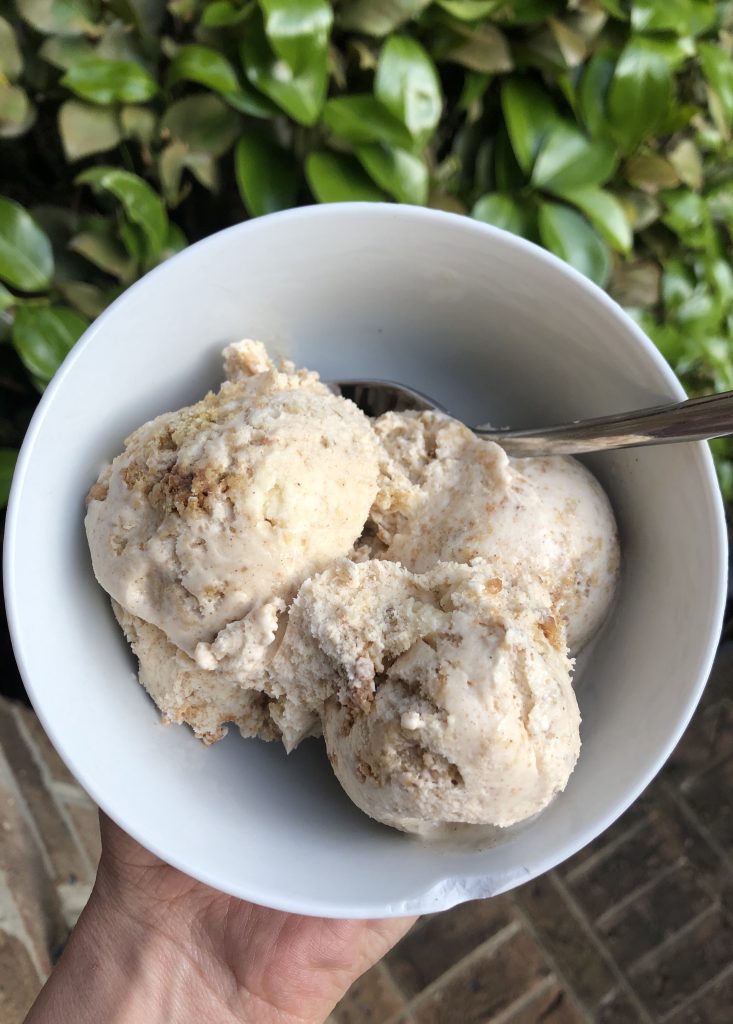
69,225 -> 137,280
39,36 -> 95,71
555,70 -> 578,117
185,152 -> 218,194
532,122 -> 617,192
662,260 -> 694,311
578,50 -> 616,138
471,193 -> 532,236
458,70 -> 491,111
635,35 -> 695,71
624,153 -> 680,192
437,22 -> 513,73
494,0 -> 565,25
708,257 -> 733,307
0,282 -> 14,311
161,95 -> 240,156
435,0 -> 502,19
554,186 -> 632,253
62,59 -> 158,105
15,0 -> 97,36
683,1 -> 720,37
621,188 -> 661,230
501,78 -> 558,174
538,201 -> 611,286
607,39 -> 672,154
222,84 -> 279,119
234,131 -> 300,217
76,168 -> 168,263
707,181 -> 733,227
631,0 -> 687,33
699,339 -> 733,392
355,143 -> 428,204
58,100 -> 123,161
0,85 -> 36,139
675,287 -> 722,334
0,197 -> 53,293
201,1 -> 253,26
58,280 -> 109,319
0,449 -> 18,508
305,150 -> 386,203
667,138 -> 703,190
375,37 -> 443,143
162,223 -> 188,261
260,0 -> 333,71
172,148 -> 217,196
159,141 -> 195,202
547,16 -> 588,68
657,100 -> 697,137
698,43 -> 733,125
661,189 -> 709,246
643,315 -> 687,365
120,105 -> 157,144
12,306 -> 88,386
118,221 -> 146,264
337,0 -> 430,36
323,95 -> 413,148
167,45 -> 240,93
96,20 -> 150,63
240,7 -> 330,125
631,0 -> 715,35
0,17 -> 23,80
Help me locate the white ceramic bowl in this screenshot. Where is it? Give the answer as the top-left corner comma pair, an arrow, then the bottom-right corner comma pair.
5,205 -> 727,918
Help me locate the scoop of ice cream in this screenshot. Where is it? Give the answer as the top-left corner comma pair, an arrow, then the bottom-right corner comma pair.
85,341 -> 380,679
266,555 -> 444,751
112,601 -> 278,745
283,558 -> 579,833
370,411 -> 619,652
86,341 -> 620,837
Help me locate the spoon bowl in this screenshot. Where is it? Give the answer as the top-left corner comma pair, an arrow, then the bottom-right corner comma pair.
5,204 -> 727,917
331,380 -> 733,457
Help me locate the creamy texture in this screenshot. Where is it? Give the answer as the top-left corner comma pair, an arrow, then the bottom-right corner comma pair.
370,412 -> 619,653
113,601 -> 278,744
283,559 -> 580,832
86,340 -> 380,675
86,343 -> 620,834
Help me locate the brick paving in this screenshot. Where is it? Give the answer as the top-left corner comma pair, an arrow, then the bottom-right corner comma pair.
1,642 -> 731,1023
332,641 -> 733,1023
0,700 -> 100,1020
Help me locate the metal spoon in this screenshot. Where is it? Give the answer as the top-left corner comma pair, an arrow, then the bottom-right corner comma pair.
332,381 -> 733,457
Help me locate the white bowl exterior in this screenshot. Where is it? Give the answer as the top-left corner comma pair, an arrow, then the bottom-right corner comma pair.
5,205 -> 728,917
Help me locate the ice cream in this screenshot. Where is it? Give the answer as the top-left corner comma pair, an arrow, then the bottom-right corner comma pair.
280,559 -> 579,832
86,342 -> 619,834
86,339 -> 380,676
112,601 -> 278,744
369,411 -> 619,653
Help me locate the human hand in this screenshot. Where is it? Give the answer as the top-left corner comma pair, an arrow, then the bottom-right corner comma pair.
26,813 -> 416,1024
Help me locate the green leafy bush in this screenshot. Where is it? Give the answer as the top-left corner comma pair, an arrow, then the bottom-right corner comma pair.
1,0 -> 733,507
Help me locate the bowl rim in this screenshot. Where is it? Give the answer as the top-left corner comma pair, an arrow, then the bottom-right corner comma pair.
4,203 -> 729,917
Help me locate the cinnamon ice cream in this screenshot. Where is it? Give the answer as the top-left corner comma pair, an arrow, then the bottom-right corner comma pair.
87,339 -> 378,741
369,411 -> 619,653
279,558 -> 580,832
86,342 -> 619,833
86,339 -> 379,678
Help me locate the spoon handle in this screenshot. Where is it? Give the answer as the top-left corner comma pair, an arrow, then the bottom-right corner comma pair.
475,390 -> 733,456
